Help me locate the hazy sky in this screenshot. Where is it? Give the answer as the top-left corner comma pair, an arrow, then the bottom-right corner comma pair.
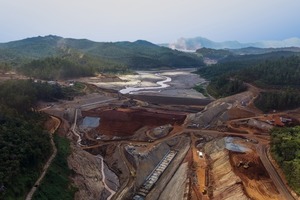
1,0 -> 299,43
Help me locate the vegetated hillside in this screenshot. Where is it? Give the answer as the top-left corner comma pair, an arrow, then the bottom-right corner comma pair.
0,36 -> 61,59
32,134 -> 77,200
237,56 -> 300,88
238,56 -> 300,112
205,77 -> 247,98
228,47 -> 300,55
197,54 -> 300,112
18,53 -> 129,80
0,79 -> 73,200
195,46 -> 300,67
195,51 -> 300,99
271,126 -> 300,195
196,48 -> 232,60
196,51 -> 300,79
0,35 -> 204,70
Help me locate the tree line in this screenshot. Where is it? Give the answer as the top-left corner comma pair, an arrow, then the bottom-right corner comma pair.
196,55 -> 300,112
271,126 -> 300,195
18,55 -> 130,80
254,90 -> 300,112
0,79 -> 71,199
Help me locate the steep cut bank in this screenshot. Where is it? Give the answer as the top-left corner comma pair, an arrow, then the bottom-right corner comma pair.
204,137 -> 282,200
68,145 -> 118,200
204,138 -> 249,200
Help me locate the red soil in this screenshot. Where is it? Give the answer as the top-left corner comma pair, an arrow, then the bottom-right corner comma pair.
229,151 -> 270,180
229,151 -> 280,199
82,108 -> 186,136
228,107 -> 256,120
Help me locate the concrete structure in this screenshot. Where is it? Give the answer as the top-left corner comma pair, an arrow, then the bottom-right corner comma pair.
133,150 -> 177,199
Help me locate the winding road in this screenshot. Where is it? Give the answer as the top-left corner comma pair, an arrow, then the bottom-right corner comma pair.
82,127 -> 295,199
257,144 -> 295,200
113,143 -> 136,200
59,79 -> 297,199
25,116 -> 61,200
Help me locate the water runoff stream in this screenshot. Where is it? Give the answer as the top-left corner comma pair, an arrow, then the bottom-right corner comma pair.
119,73 -> 171,94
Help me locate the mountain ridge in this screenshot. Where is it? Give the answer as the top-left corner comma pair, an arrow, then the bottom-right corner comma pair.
0,35 -> 204,69
166,36 -> 300,51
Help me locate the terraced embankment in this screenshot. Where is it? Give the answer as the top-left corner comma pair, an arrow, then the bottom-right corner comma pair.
204,137 -> 282,200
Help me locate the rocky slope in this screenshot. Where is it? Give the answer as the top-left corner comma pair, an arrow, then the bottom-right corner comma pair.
205,138 -> 250,200
68,145 -> 106,200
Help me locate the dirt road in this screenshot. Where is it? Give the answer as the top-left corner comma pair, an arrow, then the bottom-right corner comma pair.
113,143 -> 135,200
257,144 -> 295,200
97,155 -> 116,200
25,116 -> 61,200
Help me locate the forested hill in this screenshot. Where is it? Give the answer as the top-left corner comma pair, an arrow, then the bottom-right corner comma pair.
0,80 -> 67,199
196,51 -> 300,79
236,55 -> 300,88
0,35 -> 204,69
196,47 -> 300,63
197,55 -> 300,112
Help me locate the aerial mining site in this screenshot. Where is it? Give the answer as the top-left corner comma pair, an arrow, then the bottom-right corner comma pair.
42,69 -> 299,200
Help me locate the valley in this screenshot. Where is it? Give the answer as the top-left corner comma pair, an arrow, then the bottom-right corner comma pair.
34,69 -> 299,200
1,0 -> 300,198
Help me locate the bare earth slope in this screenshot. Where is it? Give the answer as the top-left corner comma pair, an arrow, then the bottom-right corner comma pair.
68,145 -> 106,200
205,140 -> 250,200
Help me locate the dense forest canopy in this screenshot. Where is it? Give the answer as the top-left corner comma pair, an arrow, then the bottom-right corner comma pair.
18,53 -> 130,80
196,47 -> 232,60
0,79 -> 71,199
271,126 -> 300,194
0,35 -> 204,73
205,77 -> 247,98
32,135 -> 76,200
196,51 -> 300,80
0,63 -> 12,74
19,57 -> 95,80
254,90 -> 300,112
196,54 -> 300,112
237,56 -> 300,89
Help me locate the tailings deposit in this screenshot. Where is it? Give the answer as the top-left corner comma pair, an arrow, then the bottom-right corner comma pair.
82,108 -> 186,136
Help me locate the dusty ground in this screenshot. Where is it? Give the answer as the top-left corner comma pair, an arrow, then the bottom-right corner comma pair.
226,112 -> 298,137
80,69 -> 208,99
68,145 -> 106,200
209,149 -> 249,200
44,116 -> 60,133
192,146 -> 206,194
227,107 -> 256,120
82,108 -> 186,136
203,137 -> 284,200
229,151 -> 281,200
37,69 -> 299,200
158,162 -> 189,200
190,90 -> 257,128
76,81 -> 295,200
